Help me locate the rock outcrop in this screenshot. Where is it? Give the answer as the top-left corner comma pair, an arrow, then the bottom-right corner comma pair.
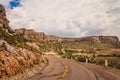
0,40 -> 42,79
0,4 -> 13,34
14,28 -> 46,41
14,28 -> 63,42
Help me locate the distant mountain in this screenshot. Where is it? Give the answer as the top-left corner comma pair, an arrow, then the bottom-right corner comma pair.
14,28 -> 119,44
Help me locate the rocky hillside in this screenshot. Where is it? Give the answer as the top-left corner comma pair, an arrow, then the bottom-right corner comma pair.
14,28 -> 62,42
0,4 -> 13,34
14,28 -> 46,42
0,40 -> 42,79
0,4 -> 43,79
14,28 -> 120,44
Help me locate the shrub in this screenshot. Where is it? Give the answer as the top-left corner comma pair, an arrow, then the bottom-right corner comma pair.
58,50 -> 64,55
77,56 -> 86,62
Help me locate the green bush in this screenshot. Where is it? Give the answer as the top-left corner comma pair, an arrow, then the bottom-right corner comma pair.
77,56 -> 86,62
58,50 -> 64,55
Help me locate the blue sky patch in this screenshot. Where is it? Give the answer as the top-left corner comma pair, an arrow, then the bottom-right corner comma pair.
9,0 -> 21,9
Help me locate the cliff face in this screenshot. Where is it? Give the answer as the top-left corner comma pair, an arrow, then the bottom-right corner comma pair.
0,4 -> 13,34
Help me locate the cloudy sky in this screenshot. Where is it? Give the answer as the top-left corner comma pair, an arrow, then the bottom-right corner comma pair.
0,0 -> 120,38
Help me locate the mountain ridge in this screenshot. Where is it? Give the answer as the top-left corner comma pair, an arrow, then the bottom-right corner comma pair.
14,28 -> 120,44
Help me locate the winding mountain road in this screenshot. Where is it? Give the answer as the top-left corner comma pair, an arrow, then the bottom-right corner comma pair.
27,55 -> 120,80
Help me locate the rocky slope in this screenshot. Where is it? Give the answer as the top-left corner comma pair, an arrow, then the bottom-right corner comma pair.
0,4 -> 43,79
0,40 -> 42,79
0,4 -> 13,34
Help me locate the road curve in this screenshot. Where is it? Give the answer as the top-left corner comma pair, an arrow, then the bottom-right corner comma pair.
27,55 -> 120,80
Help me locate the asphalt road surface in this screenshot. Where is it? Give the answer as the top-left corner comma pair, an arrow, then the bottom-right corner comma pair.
27,55 -> 120,80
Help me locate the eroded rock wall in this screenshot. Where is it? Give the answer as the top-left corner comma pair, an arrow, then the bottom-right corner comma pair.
0,40 -> 42,78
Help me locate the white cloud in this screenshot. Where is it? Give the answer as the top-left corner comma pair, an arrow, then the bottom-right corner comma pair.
0,0 -> 120,38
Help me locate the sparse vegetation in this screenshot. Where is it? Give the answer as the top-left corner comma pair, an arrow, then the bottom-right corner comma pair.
55,41 -> 120,69
58,50 -> 64,55
0,29 -> 41,53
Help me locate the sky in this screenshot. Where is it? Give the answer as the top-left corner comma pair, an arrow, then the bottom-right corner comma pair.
0,0 -> 120,38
